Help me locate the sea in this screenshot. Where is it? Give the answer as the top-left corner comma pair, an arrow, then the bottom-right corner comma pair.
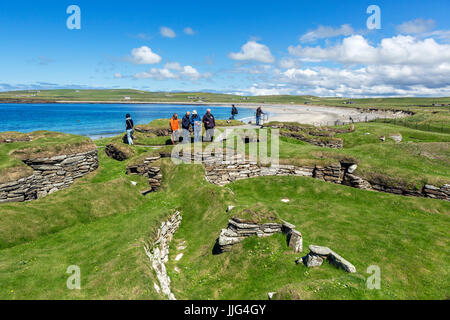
0,103 -> 260,139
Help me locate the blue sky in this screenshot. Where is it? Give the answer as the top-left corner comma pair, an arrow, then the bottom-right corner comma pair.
1,0 -> 450,97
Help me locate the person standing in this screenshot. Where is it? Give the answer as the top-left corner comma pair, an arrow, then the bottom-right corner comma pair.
182,111 -> 191,144
125,113 -> 134,145
230,104 -> 238,120
256,107 -> 265,126
202,109 -> 216,142
190,110 -> 202,143
169,113 -> 180,144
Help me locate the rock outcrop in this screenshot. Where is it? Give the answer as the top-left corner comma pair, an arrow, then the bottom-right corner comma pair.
144,211 -> 182,300
301,245 -> 356,273
0,150 -> 99,203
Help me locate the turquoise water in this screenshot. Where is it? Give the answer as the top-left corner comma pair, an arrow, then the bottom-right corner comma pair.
0,103 -> 259,139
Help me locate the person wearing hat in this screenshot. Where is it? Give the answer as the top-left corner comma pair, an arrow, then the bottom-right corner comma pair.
190,110 -> 202,143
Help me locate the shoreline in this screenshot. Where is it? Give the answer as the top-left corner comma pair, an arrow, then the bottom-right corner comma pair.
0,101 -> 410,140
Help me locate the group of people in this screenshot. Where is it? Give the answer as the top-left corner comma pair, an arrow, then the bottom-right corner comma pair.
124,105 -> 266,145
170,108 -> 216,144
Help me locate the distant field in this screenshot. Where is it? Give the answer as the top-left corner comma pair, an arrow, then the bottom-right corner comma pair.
1,89 -> 449,110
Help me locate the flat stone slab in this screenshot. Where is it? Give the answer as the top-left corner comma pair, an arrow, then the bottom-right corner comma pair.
305,245 -> 356,273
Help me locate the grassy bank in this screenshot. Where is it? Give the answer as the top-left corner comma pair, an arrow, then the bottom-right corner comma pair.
0,118 -> 449,300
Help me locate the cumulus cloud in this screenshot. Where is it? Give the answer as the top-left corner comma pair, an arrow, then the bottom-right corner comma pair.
184,27 -> 195,35
231,34 -> 450,97
129,46 -> 162,64
134,64 -> 209,81
164,62 -> 183,71
288,35 -> 450,65
160,26 -> 176,38
278,57 -> 301,69
397,19 -> 436,34
135,68 -> 177,80
300,24 -> 354,43
229,41 -> 275,63
113,73 -> 123,79
180,65 -> 201,80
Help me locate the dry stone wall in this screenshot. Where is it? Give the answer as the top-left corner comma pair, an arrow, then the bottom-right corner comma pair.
126,155 -> 162,193
199,154 -> 449,201
0,150 -> 98,203
144,211 -> 182,300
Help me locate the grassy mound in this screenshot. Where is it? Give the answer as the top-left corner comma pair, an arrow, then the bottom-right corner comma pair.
232,204 -> 282,224
0,119 -> 449,300
0,131 -> 96,184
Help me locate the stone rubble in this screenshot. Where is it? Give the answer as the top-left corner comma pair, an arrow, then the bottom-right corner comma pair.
0,150 -> 98,203
215,217 -> 302,254
144,211 -> 182,300
302,245 -> 356,273
126,155 -> 162,192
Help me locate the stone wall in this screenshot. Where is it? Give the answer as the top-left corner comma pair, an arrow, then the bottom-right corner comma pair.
215,218 -> 302,254
0,150 -> 98,203
144,211 -> 182,300
301,245 -> 356,273
198,153 -> 450,201
204,157 -> 347,187
126,155 -> 162,192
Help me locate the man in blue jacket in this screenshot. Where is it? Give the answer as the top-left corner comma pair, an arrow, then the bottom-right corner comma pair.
182,111 -> 191,144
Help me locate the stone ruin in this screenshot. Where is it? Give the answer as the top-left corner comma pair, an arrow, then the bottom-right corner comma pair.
300,245 -> 356,273
126,155 -> 162,194
214,217 -> 303,254
105,144 -> 130,161
144,211 -> 182,300
0,150 -> 99,203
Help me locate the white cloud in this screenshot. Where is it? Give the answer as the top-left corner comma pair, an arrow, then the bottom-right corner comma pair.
289,35 -> 450,65
229,41 -> 275,63
135,68 -> 177,80
134,64 -> 210,81
300,24 -> 354,43
397,19 -> 436,34
184,27 -> 195,35
278,57 -> 301,69
114,73 -> 122,79
164,62 -> 183,71
181,65 -> 201,80
160,26 -> 176,38
231,34 -> 450,97
129,46 -> 162,65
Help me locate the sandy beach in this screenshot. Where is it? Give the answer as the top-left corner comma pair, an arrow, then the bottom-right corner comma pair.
54,100 -> 406,126
241,104 -> 405,125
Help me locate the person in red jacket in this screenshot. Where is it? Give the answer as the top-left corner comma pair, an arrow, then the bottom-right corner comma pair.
169,113 -> 180,144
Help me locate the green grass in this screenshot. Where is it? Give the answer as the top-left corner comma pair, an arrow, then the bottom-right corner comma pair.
166,166 -> 450,300
0,119 -> 449,300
